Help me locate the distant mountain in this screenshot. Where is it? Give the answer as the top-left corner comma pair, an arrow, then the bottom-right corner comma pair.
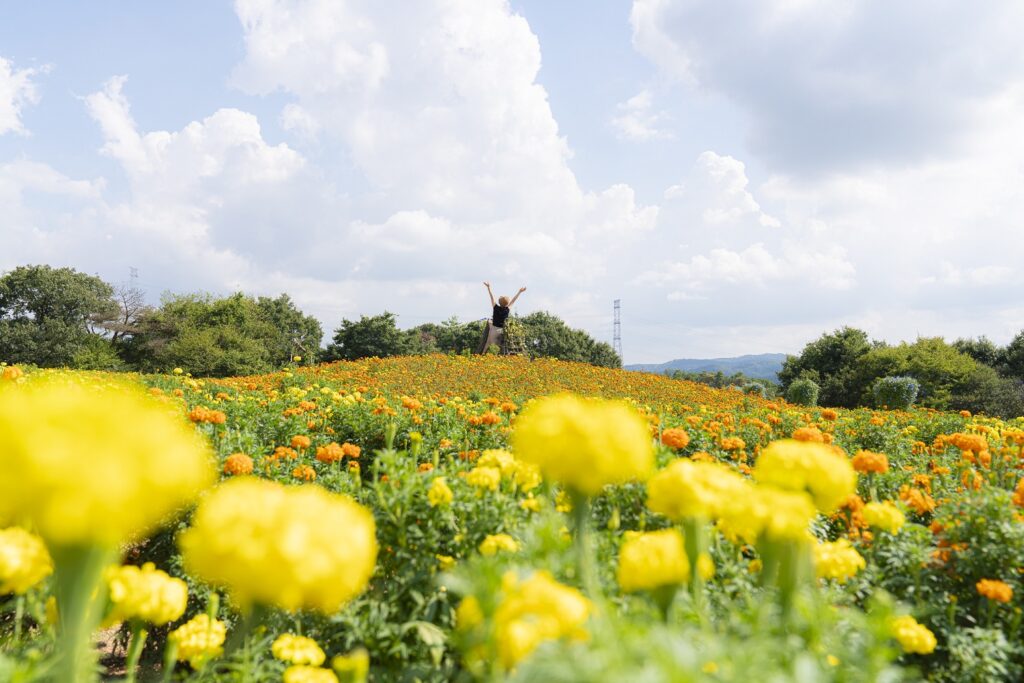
625,353 -> 788,381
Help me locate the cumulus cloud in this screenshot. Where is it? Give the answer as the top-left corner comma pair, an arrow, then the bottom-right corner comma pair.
612,89 -> 673,141
630,0 -> 1024,172
0,56 -> 42,135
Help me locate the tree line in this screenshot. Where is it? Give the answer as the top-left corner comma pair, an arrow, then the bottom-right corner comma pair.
0,265 -> 620,376
777,326 -> 1024,417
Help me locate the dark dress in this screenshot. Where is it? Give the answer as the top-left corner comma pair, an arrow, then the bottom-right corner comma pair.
492,305 -> 510,328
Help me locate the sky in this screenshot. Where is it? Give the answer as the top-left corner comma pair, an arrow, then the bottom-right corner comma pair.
2,1 -> 1023,363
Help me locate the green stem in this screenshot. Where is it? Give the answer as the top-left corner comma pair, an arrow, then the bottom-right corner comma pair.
569,493 -> 601,600
160,641 -> 178,683
14,594 -> 24,642
124,623 -> 148,683
51,545 -> 117,683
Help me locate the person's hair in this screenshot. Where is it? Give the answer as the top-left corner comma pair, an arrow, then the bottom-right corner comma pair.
498,295 -> 509,306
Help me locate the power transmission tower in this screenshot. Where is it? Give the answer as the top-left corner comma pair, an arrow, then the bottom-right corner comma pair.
613,299 -> 622,360
129,267 -> 139,290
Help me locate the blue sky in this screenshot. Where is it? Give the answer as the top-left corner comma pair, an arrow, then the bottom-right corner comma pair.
3,1 -> 1023,362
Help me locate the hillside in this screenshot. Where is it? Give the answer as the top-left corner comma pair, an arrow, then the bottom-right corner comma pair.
626,353 -> 787,380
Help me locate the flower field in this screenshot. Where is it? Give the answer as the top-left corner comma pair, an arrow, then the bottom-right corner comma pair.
2,355 -> 1024,682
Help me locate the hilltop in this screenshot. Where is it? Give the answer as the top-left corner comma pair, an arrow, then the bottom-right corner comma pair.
626,353 -> 788,380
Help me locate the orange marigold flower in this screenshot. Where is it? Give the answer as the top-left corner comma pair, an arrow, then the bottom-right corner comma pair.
271,446 -> 298,461
480,411 -> 501,426
439,439 -> 453,449
959,410 -> 972,418
899,486 -> 936,515
316,443 -> 345,464
869,417 -> 885,426
820,409 -> 838,421
189,407 -> 227,424
290,435 -> 312,450
1012,478 -> 1024,508
418,463 -> 434,472
661,428 -> 691,450
223,453 -> 254,476
401,396 -> 423,411
950,432 -> 987,454
292,465 -> 316,481
792,427 -> 825,443
976,579 -> 1013,603
500,401 -> 518,413
1,366 -> 24,381
341,443 -> 361,459
852,450 -> 889,474
720,437 -> 746,451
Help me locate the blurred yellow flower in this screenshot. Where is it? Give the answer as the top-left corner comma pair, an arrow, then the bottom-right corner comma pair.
283,666 -> 338,683
180,478 -> 377,613
168,614 -> 227,668
272,633 -> 326,666
0,527 -> 52,594
617,529 -> 690,592
466,466 -> 501,492
479,534 -> 519,556
813,539 -> 865,583
512,393 -> 653,496
754,439 -> 856,513
862,501 -> 906,534
105,562 -> 187,626
493,571 -> 591,669
332,648 -> 369,683
436,554 -> 456,571
0,377 -> 214,547
646,459 -> 748,521
427,477 -> 454,507
455,595 -> 484,631
890,615 -> 937,654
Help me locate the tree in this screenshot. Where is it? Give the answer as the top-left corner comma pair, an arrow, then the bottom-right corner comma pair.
952,336 -> 1004,369
127,292 -> 322,376
1000,330 -> 1024,381
856,337 -> 980,410
777,327 -> 874,407
518,311 -> 621,368
324,312 -> 409,361
0,265 -> 117,367
256,294 -> 324,363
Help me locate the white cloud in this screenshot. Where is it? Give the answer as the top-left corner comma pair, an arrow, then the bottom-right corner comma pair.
665,151 -> 779,227
0,56 -> 41,135
630,0 -> 1024,172
611,89 -> 673,141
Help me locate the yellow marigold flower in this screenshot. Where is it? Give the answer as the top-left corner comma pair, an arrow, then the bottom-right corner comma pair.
283,666 -> 338,683
0,377 -> 215,547
976,579 -> 1013,603
436,554 -> 456,571
512,393 -> 654,496
862,501 -> 906,534
813,539 -> 865,583
697,553 -> 715,580
660,428 -> 691,450
617,529 -> 690,592
646,459 -> 749,521
478,449 -> 517,476
456,595 -> 484,631
511,461 -> 542,492
223,452 -> 254,475
718,487 -> 817,543
493,571 -> 591,669
0,527 -> 53,594
479,534 -> 519,556
466,466 -> 501,492
519,496 -> 541,513
754,439 -> 856,513
427,477 -> 454,507
180,478 -> 377,613
169,614 -> 227,668
332,649 -> 369,683
889,615 -> 937,654
852,450 -> 889,474
272,634 -> 326,666
105,562 -> 187,626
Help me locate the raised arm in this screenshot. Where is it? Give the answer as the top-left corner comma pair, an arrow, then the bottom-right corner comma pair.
508,286 -> 527,306
483,281 -> 496,307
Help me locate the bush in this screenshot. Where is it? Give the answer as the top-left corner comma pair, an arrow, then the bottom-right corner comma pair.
742,382 -> 768,398
872,376 -> 920,410
786,378 -> 819,406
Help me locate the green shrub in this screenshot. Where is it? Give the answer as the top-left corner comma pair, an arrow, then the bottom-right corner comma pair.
873,376 -> 920,410
786,378 -> 820,406
742,382 -> 768,398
